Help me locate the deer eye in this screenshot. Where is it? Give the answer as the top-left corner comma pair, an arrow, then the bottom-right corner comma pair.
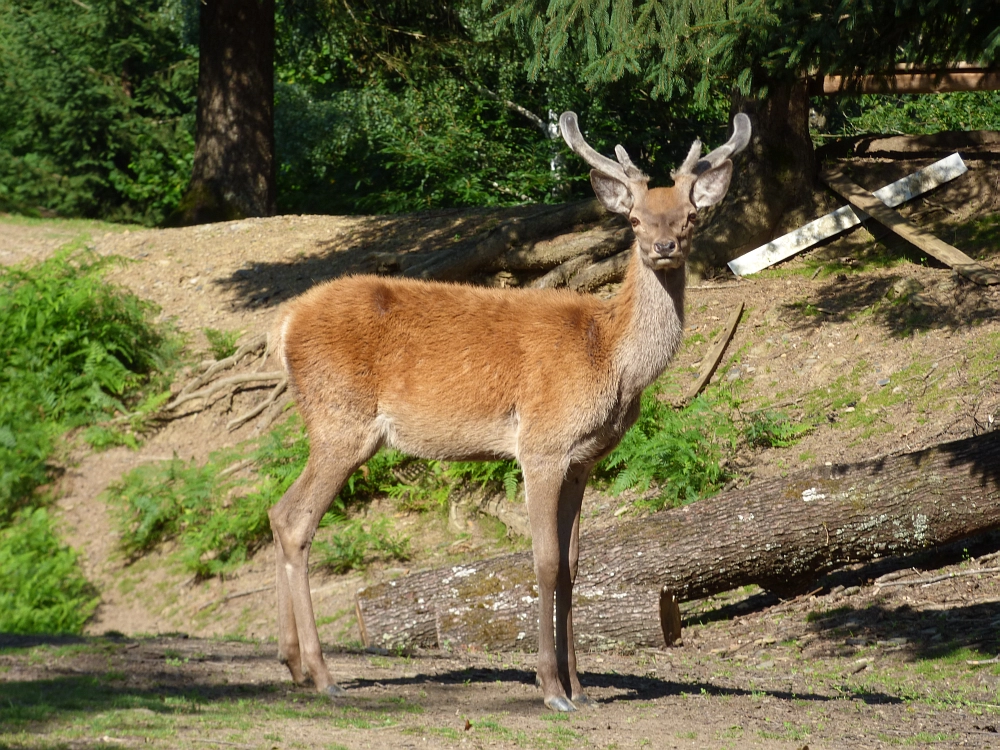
629,217 -> 640,228
687,212 -> 698,224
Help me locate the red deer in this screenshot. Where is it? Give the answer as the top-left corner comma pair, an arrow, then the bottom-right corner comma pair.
268,112 -> 751,711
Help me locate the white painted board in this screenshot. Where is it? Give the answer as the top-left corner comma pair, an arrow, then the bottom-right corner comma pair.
727,153 -> 968,277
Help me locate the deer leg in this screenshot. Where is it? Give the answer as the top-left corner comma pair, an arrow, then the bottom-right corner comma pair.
269,434 -> 375,696
522,460 -> 575,712
556,461 -> 593,706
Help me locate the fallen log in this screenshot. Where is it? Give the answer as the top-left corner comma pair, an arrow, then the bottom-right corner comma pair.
355,429 -> 1000,652
495,223 -> 631,272
398,199 -> 606,281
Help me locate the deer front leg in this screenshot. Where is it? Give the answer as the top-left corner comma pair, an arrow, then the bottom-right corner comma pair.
556,462 -> 593,706
522,460 -> 575,712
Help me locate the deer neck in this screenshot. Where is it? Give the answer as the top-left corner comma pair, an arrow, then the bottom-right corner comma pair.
610,244 -> 685,400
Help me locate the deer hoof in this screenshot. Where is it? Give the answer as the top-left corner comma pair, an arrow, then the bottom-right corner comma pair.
324,684 -> 347,698
544,695 -> 576,712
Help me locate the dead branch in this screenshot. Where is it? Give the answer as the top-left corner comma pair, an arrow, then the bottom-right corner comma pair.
166,371 -> 285,412
226,377 -> 288,431
680,300 -> 745,403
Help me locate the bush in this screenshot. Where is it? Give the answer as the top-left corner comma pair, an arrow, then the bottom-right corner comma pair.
0,244 -> 176,634
0,248 -> 175,521
0,0 -> 197,225
828,91 -> 1000,137
0,508 -> 100,634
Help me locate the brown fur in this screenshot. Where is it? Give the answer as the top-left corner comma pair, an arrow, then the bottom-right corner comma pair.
265,113 -> 749,711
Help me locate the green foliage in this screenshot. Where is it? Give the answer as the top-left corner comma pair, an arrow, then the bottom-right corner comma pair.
594,388 -> 735,511
447,460 -> 522,502
0,0 -> 197,225
831,91 -> 1000,137
740,408 -> 812,449
203,328 -> 242,361
495,0 -> 1000,101
274,0 -> 728,215
0,248 -> 174,521
313,518 -> 411,574
0,243 -> 176,634
0,508 -> 100,634
109,418 -> 414,577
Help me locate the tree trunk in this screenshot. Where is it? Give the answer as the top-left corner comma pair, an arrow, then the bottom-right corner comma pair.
356,429 -> 1000,652
689,80 -> 820,275
170,0 -> 276,226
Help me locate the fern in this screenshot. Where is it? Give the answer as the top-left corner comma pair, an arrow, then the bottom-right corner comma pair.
595,388 -> 734,511
0,508 -> 99,634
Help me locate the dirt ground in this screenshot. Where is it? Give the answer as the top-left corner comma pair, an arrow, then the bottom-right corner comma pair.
2,149 -> 1000,748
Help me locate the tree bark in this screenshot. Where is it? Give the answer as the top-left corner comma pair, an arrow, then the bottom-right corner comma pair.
170,0 -> 276,226
356,429 -> 1000,652
689,80 -> 820,275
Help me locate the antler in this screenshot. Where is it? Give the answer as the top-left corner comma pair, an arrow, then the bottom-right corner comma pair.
559,112 -> 648,186
674,113 -> 752,178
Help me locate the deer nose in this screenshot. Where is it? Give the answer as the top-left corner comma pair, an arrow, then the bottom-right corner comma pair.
654,240 -> 677,257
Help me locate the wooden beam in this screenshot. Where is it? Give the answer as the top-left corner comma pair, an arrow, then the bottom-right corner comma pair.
821,169 -> 1000,286
809,69 -> 1000,96
728,154 -> 967,277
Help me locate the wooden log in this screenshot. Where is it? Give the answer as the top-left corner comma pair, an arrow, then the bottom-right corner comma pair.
496,224 -> 631,272
356,429 -> 1000,651
399,199 -> 605,281
566,249 -> 631,292
530,254 -> 592,289
822,168 -> 1000,286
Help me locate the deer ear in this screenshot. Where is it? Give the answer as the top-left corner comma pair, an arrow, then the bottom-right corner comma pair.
691,160 -> 734,209
590,170 -> 634,215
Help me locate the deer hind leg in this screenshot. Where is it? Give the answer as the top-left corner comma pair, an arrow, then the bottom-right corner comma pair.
522,459 -> 576,712
269,430 -> 378,695
556,461 -> 593,707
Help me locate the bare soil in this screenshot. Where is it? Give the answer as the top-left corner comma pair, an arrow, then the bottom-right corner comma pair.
2,151 -> 1000,748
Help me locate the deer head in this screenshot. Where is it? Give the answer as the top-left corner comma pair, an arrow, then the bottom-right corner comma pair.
559,112 -> 751,270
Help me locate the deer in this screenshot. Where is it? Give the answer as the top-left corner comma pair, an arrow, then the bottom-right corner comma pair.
266,111 -> 751,711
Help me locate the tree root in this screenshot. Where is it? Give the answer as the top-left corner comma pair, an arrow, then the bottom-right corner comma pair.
162,331 -> 289,432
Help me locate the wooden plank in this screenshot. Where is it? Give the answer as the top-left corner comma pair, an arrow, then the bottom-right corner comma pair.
728,154 -> 967,277
680,300 -> 744,404
810,69 -> 1000,96
822,169 -> 1000,286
